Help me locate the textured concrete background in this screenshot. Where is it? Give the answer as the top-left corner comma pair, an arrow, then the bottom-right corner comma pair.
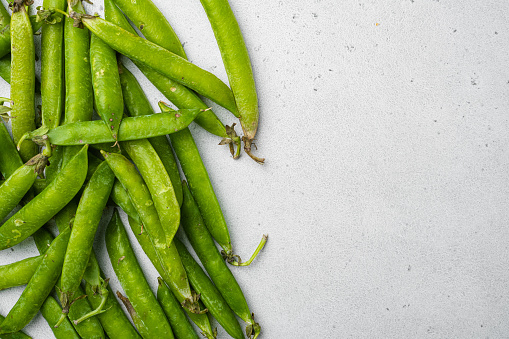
1,0 -> 509,338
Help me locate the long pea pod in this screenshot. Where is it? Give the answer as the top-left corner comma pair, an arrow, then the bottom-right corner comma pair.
105,0 -> 240,154
0,255 -> 42,291
110,0 -> 185,59
181,183 -> 262,338
0,145 -> 88,251
37,109 -> 202,145
0,315 -> 30,339
76,15 -> 237,114
199,0 -> 264,163
62,0 -> 93,164
0,161 -> 37,221
160,102 -> 266,266
174,238 -> 245,339
157,278 -> 201,339
41,296 -> 80,339
10,0 -> 37,162
125,216 -> 216,339
105,210 -> 175,339
117,60 -> 183,205
101,151 -> 202,313
60,161 -> 115,320
90,33 -> 123,141
0,228 -> 71,335
122,139 -> 180,245
40,0 -> 66,129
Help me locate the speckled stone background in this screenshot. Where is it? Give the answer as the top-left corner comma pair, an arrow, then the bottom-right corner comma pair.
1,0 -> 509,338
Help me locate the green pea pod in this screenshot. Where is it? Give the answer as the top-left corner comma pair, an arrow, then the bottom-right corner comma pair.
0,228 -> 71,334
126,215 -> 215,339
174,238 -> 245,339
101,151 -> 198,312
181,183 -> 262,338
60,161 -> 115,315
10,1 -> 37,162
81,16 -> 237,115
84,253 -> 141,339
0,145 -> 88,251
0,162 -> 38,221
0,255 -> 42,291
122,139 -> 180,245
199,0 -> 263,163
63,0 -> 94,164
90,33 -> 123,140
40,0 -> 66,129
41,296 -> 80,339
157,278 -> 200,339
0,315 -> 30,339
105,210 -> 175,339
117,60 -> 183,205
0,121 -> 23,178
167,125 -> 233,256
43,109 -> 202,145
106,0 -> 238,152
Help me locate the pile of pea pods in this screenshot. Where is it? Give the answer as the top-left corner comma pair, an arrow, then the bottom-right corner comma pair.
0,0 -> 267,337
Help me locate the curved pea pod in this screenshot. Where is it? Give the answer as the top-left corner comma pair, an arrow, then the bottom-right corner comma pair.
43,109 -> 202,145
126,215 -> 216,339
0,315 -> 30,339
81,16 -> 237,115
117,60 -> 183,205
0,145 -> 88,251
198,0 -> 263,163
181,183 -> 262,338
105,210 -> 174,339
90,33 -> 123,141
157,278 -> 200,339
111,0 -> 185,58
106,0 -> 239,154
60,161 -> 115,315
0,255 -> 42,291
0,228 -> 71,334
122,139 -> 180,245
41,296 -> 80,339
101,152 -> 199,313
0,161 -> 38,221
10,1 -> 37,162
174,239 -> 245,339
